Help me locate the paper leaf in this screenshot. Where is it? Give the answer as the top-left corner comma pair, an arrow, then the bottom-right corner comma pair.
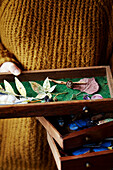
73,78 -> 99,94
48,85 -> 57,93
72,148 -> 90,156
36,92 -> 46,99
46,92 -> 52,99
0,84 -> 3,90
15,77 -> 27,97
29,81 -> 43,93
71,94 -> 77,100
4,80 -> 16,95
43,77 -> 50,92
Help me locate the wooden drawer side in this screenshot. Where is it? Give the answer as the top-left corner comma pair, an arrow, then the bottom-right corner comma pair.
106,66 -> 113,98
47,132 -> 61,170
37,117 -> 63,148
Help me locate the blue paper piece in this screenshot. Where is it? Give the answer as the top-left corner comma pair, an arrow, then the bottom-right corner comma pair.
75,118 -> 91,128
68,123 -> 78,130
68,118 -> 92,131
100,141 -> 111,147
0,92 -> 7,95
83,143 -> 96,147
72,148 -> 90,156
93,147 -> 108,152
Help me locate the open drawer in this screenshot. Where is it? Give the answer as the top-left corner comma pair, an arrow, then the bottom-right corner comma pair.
0,66 -> 113,118
47,132 -> 113,170
37,116 -> 113,150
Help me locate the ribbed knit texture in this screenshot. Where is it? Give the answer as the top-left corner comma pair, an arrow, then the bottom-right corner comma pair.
0,0 -> 112,169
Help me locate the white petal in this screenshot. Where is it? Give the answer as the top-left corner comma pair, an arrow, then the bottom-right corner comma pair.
43,77 -> 50,91
46,93 -> 52,99
48,85 -> 57,92
36,92 -> 46,99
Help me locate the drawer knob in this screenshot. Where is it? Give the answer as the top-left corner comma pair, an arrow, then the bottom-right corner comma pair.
85,136 -> 90,141
86,163 -> 90,168
83,106 -> 89,113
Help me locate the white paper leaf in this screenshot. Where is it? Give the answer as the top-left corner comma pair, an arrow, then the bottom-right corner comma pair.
36,92 -> 46,99
46,92 -> 52,99
6,94 -> 17,103
4,80 -> 16,95
0,95 -> 8,104
15,77 -> 27,97
48,85 -> 57,93
29,81 -> 44,93
43,77 -> 50,92
0,84 -> 3,90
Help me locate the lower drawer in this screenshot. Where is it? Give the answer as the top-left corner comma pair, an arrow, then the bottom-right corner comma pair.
47,132 -> 113,170
38,116 -> 113,150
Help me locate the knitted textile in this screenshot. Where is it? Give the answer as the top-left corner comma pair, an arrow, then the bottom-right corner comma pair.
0,0 -> 113,169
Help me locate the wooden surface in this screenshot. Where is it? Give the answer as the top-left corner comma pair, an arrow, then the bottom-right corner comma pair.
37,117 -> 63,148
106,66 -> 113,98
0,66 -> 107,83
0,66 -> 113,118
0,98 -> 113,118
47,133 -> 113,170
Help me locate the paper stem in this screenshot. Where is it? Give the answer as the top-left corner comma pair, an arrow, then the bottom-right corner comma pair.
49,78 -> 86,85
53,92 -> 68,101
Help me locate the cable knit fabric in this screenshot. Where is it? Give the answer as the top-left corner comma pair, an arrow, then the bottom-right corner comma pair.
0,0 -> 113,170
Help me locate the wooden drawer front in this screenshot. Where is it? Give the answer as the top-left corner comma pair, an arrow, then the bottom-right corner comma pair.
47,132 -> 113,170
38,117 -> 113,150
63,121 -> 113,150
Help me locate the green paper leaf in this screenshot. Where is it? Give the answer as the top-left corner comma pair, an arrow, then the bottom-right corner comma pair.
71,94 -> 77,100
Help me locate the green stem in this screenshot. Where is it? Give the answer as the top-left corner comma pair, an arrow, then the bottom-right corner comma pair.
76,91 -> 82,96
53,92 -> 68,101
